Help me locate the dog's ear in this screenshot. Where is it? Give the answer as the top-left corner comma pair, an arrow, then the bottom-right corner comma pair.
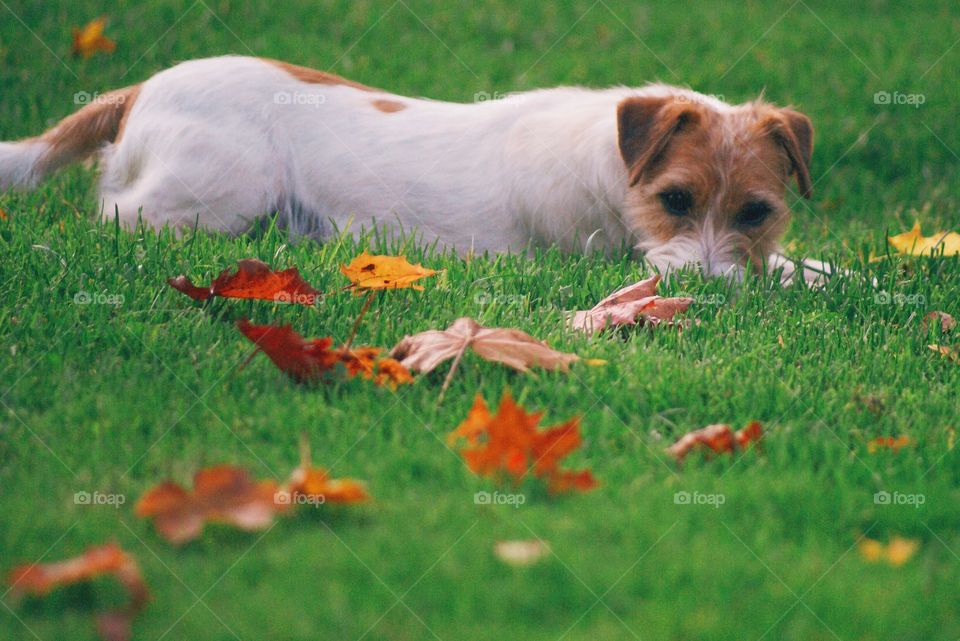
617,97 -> 702,187
768,108 -> 814,199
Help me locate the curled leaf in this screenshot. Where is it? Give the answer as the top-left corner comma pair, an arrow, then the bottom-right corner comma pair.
570,274 -> 693,333
922,311 -> 956,333
666,421 -> 762,462
340,252 -> 438,290
168,258 -> 320,304
7,543 -> 148,641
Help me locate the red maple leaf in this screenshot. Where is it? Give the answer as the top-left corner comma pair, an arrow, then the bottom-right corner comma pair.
168,258 -> 320,304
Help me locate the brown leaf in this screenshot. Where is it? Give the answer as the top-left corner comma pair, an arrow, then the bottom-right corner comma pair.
135,465 -> 282,544
570,274 -> 693,333
922,311 -> 956,333
7,543 -> 148,641
666,421 -> 763,462
168,258 -> 320,304
391,317 -> 579,374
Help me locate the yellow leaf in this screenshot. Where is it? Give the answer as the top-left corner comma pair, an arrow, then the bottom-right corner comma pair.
72,17 -> 116,59
584,358 -> 608,367
859,536 -> 918,566
340,252 -> 439,290
888,222 -> 960,257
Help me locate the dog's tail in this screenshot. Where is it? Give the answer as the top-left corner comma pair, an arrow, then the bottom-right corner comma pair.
0,84 -> 140,190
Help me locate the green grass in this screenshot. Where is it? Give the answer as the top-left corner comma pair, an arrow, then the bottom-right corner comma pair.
2,1 -> 960,639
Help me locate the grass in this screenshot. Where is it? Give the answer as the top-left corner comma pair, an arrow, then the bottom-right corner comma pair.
1,1 -> 959,639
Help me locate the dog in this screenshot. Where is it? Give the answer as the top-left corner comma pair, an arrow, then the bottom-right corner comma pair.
0,55 -> 827,282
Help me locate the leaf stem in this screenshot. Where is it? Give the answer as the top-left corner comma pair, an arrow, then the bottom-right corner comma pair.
343,290 -> 375,351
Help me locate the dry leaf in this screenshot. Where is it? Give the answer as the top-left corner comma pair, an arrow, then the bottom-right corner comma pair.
448,391 -> 597,494
494,540 -> 550,566
859,536 -> 918,566
888,222 -> 960,257
666,421 -> 763,462
168,258 -> 320,304
237,320 -> 413,387
71,17 -> 116,59
7,543 -> 148,641
340,252 -> 438,290
922,311 -> 956,333
866,436 -> 912,453
135,465 -> 282,544
570,274 -> 693,333
0,207 -> 7,221
391,317 -> 579,375
929,344 -> 959,363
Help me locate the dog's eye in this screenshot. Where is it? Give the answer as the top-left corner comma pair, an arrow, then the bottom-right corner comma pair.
659,189 -> 693,217
737,201 -> 773,226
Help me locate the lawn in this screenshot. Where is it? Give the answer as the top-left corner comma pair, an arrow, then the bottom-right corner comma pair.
2,1 -> 960,639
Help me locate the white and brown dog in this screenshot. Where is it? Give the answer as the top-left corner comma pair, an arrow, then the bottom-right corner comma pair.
0,55 -> 827,281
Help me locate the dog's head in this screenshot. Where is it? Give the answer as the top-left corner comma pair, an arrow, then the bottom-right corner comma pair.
616,94 -> 813,277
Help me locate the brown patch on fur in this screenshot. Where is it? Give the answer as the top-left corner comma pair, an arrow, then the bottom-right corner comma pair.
618,96 -> 815,270
36,84 -> 141,174
264,58 -> 376,92
371,99 -> 406,113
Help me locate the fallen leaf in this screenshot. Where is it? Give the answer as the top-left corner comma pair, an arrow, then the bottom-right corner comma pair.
570,274 -> 694,333
929,344 -> 959,363
448,391 -> 597,494
666,421 -> 763,462
391,317 -> 579,375
922,311 -> 956,333
135,465 -> 281,544
866,435 -> 912,453
278,436 -> 370,505
168,258 -> 320,304
888,222 -> 960,257
340,252 -> 439,290
859,536 -> 918,566
494,540 -> 550,566
7,543 -> 148,641
71,17 -> 116,59
237,320 -> 412,387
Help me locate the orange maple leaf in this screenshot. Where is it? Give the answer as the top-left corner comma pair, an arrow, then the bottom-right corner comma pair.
71,17 -> 116,59
168,258 -> 321,304
340,252 -> 439,290
237,320 -> 412,388
135,465 -> 282,544
666,421 -> 763,462
449,391 -> 597,494
279,436 -> 371,505
7,543 -> 149,641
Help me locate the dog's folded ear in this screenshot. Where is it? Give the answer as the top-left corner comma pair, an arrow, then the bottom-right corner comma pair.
767,108 -> 814,199
617,97 -> 702,187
